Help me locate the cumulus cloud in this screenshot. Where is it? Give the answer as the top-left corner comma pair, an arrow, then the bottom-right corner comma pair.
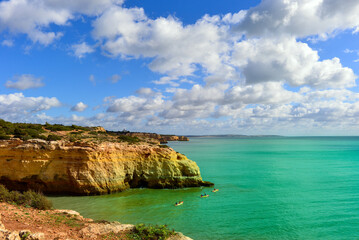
235,0 -> 359,39
92,7 -> 231,79
5,74 -> 45,90
71,42 -> 94,58
0,93 -> 61,121
136,88 -> 156,97
106,95 -> 166,114
71,102 -> 88,112
231,38 -> 357,88
0,0 -> 123,45
2,1 -> 359,135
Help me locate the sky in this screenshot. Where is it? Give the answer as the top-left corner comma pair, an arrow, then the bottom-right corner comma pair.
1,0 -> 359,136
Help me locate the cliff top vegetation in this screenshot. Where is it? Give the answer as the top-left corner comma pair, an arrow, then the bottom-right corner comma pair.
0,119 -> 186,145
0,119 -> 144,144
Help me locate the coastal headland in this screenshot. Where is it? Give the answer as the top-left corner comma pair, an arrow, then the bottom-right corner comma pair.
0,120 -> 212,195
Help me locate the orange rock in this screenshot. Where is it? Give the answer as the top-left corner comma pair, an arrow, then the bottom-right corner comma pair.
0,139 -> 212,195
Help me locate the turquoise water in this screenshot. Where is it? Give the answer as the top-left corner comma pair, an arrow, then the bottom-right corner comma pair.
49,137 -> 359,239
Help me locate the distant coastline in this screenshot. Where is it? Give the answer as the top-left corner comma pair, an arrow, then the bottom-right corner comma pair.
186,134 -> 282,138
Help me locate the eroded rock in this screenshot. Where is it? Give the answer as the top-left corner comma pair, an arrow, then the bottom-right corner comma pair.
0,140 -> 212,195
79,222 -> 134,239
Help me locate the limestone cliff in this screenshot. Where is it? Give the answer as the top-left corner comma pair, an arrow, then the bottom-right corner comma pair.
0,139 -> 212,195
111,132 -> 189,143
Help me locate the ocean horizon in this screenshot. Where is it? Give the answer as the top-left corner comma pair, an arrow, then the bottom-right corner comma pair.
50,136 -> 359,239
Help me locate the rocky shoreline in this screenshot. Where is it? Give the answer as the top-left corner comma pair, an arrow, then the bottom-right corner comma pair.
0,202 -> 192,240
0,120 -> 211,239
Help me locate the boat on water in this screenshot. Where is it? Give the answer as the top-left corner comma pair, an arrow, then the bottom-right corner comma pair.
200,194 -> 209,198
212,189 -> 219,192
175,201 -> 184,206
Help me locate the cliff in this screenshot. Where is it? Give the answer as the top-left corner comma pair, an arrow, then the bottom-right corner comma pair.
0,139 -> 212,195
110,132 -> 189,143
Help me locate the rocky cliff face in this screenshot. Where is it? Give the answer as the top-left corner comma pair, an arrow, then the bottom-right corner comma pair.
118,132 -> 189,143
0,139 -> 212,195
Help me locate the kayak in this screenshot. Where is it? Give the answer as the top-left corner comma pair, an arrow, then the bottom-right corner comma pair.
175,202 -> 183,206
200,195 -> 209,198
212,189 -> 219,192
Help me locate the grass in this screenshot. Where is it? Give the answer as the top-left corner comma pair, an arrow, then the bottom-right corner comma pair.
0,184 -> 52,210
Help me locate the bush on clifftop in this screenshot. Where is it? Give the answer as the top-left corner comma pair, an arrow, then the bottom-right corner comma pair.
0,184 -> 52,210
117,135 -> 141,144
130,223 -> 175,240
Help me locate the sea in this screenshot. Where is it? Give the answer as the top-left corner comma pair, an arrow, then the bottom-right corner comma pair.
49,136 -> 359,240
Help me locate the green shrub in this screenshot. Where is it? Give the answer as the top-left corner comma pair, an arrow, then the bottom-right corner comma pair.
23,190 -> 53,210
0,184 -> 52,210
0,134 -> 10,140
45,124 -> 73,132
0,184 -> 10,201
158,145 -> 170,148
44,123 -> 89,132
0,119 -> 15,135
131,224 -> 175,240
118,135 -> 140,144
71,125 -> 89,131
0,119 -> 49,140
47,134 -> 62,141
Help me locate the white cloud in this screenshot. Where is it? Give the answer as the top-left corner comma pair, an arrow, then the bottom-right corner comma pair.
231,38 -> 356,88
1,39 -> 13,47
0,0 -> 123,45
109,74 -> 121,83
0,93 -> 61,121
225,82 -> 301,105
173,84 -> 227,107
136,88 -> 155,97
106,95 -> 166,114
71,42 -> 94,58
71,102 -> 88,112
0,0 -> 69,45
5,74 -> 45,90
92,7 -> 231,79
2,1 -> 359,135
235,0 -> 359,39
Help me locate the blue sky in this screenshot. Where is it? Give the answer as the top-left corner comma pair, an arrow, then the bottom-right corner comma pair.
1,0 -> 359,135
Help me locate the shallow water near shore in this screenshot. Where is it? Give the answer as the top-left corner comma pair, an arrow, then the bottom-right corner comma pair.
49,136 -> 359,239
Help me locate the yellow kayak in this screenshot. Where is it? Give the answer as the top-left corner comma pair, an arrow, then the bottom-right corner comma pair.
200,195 -> 209,198
175,202 -> 183,206
212,189 -> 219,192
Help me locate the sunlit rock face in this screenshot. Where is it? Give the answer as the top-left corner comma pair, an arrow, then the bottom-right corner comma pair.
0,139 -> 212,195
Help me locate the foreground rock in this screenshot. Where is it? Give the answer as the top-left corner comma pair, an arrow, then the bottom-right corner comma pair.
0,139 -> 212,195
0,202 -> 192,240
